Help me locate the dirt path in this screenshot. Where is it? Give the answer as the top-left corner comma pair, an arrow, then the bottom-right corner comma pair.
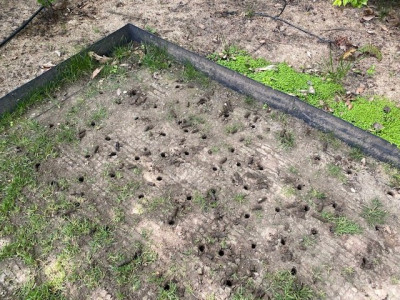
0,0 -> 399,103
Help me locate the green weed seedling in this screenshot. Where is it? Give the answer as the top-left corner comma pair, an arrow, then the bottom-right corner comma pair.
265,270 -> 315,299
321,212 -> 362,235
18,281 -> 65,300
225,123 -> 242,135
361,198 -> 387,226
141,44 -> 171,71
182,62 -> 210,86
326,164 -> 347,183
158,282 -> 179,300
234,193 -> 247,204
277,129 -> 295,150
332,0 -> 368,8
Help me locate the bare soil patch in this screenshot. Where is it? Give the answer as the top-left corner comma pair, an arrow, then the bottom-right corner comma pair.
1,0 -> 400,103
1,44 -> 400,299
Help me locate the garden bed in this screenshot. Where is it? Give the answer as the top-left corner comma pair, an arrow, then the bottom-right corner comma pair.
1,41 -> 400,299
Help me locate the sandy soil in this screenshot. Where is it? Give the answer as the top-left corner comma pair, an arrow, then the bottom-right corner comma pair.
0,0 -> 399,102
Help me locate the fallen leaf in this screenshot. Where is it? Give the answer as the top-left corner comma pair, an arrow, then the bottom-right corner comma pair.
363,8 -> 375,16
91,67 -> 103,79
255,65 -> 278,72
88,51 -> 112,64
362,15 -> 375,22
342,48 -> 356,60
41,62 -> 56,69
355,84 -> 365,95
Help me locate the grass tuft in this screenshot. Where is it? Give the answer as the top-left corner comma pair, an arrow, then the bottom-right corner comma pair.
141,44 -> 171,71
361,198 -> 387,226
265,270 -> 314,300
321,212 -> 362,235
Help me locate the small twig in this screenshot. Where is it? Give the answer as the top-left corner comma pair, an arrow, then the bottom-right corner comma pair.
320,28 -> 358,32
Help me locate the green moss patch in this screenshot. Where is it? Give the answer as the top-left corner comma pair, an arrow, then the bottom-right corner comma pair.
214,52 -> 400,148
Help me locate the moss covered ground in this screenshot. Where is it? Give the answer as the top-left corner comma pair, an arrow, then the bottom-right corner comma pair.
214,51 -> 400,148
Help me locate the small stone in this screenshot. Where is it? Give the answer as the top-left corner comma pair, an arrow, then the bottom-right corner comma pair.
197,267 -> 204,275
219,157 -> 228,165
257,197 -> 267,204
373,122 -> 383,131
383,106 -> 391,114
308,86 -> 315,94
259,39 -> 266,44
351,188 -> 356,193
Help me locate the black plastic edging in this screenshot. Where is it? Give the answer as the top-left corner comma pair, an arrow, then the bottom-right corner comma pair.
1,23 -> 399,168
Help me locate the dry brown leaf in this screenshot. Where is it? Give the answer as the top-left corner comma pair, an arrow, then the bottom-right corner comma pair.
363,8 -> 375,16
342,48 -> 356,60
355,84 -> 365,95
88,51 -> 112,64
362,15 -> 375,22
91,67 -> 103,79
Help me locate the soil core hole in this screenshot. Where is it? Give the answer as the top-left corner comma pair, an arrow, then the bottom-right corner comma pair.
304,205 -> 310,212
236,162 -> 241,167
213,167 -> 218,171
186,195 -> 192,201
291,267 -> 297,275
90,121 -> 96,127
346,169 -> 352,175
275,207 -> 281,212
168,220 -> 175,226
251,243 -> 256,249
332,202 -> 337,209
244,213 -> 250,219
198,245 -> 205,252
225,280 -> 232,287
160,132 -> 166,137
105,136 -> 111,141
157,176 -> 163,181
202,134 -> 207,140
258,165 -> 264,170
164,284 -> 170,291
229,147 -> 235,153
280,238 -> 286,245
243,185 -> 249,190
138,194 -> 144,199
297,184 -> 303,190
78,176 -> 84,183
184,151 -> 189,156
160,152 -> 166,158
135,156 -> 140,161
109,152 -> 117,157
311,228 -> 318,235
387,191 -> 394,197
218,250 -> 225,256
109,172 -> 116,178
314,155 -> 321,161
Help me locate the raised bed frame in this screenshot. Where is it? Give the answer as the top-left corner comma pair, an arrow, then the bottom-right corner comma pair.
1,24 -> 399,167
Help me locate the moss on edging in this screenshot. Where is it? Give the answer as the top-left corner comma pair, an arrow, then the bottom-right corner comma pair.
215,53 -> 400,148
